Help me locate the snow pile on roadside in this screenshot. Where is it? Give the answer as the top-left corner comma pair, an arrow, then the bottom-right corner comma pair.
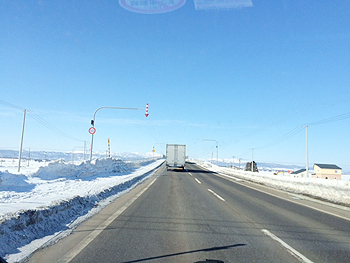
198,162 -> 350,206
0,171 -> 32,191
34,158 -> 135,180
0,158 -> 164,260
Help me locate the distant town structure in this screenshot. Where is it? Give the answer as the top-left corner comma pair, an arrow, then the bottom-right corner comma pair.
313,163 -> 342,180
291,169 -> 308,178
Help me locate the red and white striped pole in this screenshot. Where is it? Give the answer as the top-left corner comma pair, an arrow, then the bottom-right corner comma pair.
145,103 -> 149,117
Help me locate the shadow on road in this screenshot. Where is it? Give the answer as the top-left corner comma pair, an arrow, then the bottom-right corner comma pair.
121,243 -> 246,263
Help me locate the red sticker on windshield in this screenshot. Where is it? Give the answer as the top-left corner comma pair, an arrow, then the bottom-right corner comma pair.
119,0 -> 186,14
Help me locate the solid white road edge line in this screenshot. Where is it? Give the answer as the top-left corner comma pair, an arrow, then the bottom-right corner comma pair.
218,172 -> 243,181
207,189 -> 225,201
261,229 -> 313,263
215,172 -> 350,222
60,178 -> 158,263
195,178 -> 201,184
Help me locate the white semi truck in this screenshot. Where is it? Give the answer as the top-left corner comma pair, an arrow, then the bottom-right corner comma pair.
166,144 -> 186,170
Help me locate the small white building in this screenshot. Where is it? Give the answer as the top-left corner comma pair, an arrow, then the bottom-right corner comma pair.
291,169 -> 308,178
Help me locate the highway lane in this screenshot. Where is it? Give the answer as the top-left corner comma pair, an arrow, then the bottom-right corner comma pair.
190,163 -> 350,262
28,162 -> 350,262
68,163 -> 300,263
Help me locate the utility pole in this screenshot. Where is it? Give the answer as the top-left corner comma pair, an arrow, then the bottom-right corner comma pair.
18,109 -> 26,172
232,156 -> 235,168
305,125 -> 309,178
83,141 -> 87,161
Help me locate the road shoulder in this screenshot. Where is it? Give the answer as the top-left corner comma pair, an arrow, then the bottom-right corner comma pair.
27,163 -> 165,263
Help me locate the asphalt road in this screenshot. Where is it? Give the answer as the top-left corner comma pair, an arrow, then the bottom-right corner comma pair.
29,162 -> 350,263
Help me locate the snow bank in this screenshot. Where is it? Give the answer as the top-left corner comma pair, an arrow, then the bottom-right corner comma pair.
34,158 -> 133,180
0,158 -> 164,260
198,162 -> 350,206
0,171 -> 33,192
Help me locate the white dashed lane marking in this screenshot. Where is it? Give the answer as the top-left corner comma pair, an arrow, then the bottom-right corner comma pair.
207,189 -> 225,201
194,178 -> 201,184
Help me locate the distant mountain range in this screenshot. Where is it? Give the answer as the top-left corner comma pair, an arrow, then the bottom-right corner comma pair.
0,149 -> 157,162
0,149 -> 307,172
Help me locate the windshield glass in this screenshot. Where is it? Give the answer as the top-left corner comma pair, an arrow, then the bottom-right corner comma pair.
1,1 -> 350,262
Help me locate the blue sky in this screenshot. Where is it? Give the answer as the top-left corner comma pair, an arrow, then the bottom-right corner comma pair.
1,1 -> 350,170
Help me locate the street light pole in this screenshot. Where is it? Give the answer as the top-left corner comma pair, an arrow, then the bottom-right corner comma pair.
202,139 -> 218,166
90,105 -> 147,161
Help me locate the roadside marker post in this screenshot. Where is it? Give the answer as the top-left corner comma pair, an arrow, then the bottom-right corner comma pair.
145,103 -> 149,117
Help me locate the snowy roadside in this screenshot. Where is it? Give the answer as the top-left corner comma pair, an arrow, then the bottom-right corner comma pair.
0,158 -> 164,262
196,162 -> 350,206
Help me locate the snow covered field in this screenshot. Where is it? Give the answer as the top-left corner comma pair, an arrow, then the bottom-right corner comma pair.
0,157 -> 164,262
197,162 -> 350,206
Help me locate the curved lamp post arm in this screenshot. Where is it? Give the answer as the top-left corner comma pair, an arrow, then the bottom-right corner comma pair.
90,106 -> 147,161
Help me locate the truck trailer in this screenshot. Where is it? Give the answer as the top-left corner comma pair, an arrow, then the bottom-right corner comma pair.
166,144 -> 186,170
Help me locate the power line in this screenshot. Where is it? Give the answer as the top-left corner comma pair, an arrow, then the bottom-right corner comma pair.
0,99 -> 84,142
306,111 -> 350,126
251,110 -> 350,152
0,100 -> 24,111
237,126 -> 304,157
27,111 -> 84,142
255,126 -> 304,150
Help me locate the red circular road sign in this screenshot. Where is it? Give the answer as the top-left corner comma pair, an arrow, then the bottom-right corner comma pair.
89,127 -> 96,135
